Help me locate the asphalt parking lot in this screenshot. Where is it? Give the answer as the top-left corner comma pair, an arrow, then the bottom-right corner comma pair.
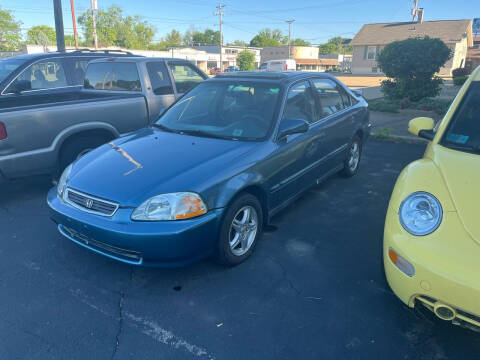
1,140 -> 479,360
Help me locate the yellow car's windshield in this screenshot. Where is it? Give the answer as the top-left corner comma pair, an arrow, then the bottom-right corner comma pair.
442,81 -> 480,154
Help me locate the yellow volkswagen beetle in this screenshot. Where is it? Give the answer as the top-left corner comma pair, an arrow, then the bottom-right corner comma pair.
384,65 -> 480,331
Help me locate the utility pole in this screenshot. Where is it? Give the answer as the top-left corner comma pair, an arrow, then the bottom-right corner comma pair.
53,0 -> 66,52
70,0 -> 79,48
214,4 -> 225,71
286,19 -> 295,59
411,0 -> 419,22
91,0 -> 98,49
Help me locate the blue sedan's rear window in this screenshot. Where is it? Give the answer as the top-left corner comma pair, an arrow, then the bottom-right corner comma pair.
156,81 -> 281,140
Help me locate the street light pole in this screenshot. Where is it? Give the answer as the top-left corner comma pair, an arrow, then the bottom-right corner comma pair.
286,19 -> 295,59
53,0 -> 65,52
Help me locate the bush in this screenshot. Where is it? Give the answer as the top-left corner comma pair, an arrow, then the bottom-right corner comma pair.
453,75 -> 469,86
381,76 -> 444,102
411,98 -> 452,116
236,50 -> 255,71
452,67 -> 470,77
377,37 -> 452,101
368,98 -> 400,113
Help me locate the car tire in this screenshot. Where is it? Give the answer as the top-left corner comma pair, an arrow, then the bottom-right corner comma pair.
214,193 -> 263,266
58,135 -> 110,176
340,134 -> 362,177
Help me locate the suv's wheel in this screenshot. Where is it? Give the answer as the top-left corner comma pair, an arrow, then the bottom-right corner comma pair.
58,135 -> 110,174
340,134 -> 362,177
214,193 -> 263,266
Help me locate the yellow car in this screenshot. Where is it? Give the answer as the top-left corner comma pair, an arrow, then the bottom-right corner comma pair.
384,65 -> 480,332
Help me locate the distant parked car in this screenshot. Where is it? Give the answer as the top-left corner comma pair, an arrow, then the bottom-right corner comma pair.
48,71 -> 370,267
225,66 -> 239,72
258,59 -> 296,71
0,57 -> 207,181
0,49 -> 135,97
383,65 -> 480,332
209,67 -> 222,75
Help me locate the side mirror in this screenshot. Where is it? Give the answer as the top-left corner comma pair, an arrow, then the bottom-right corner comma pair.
278,118 -> 309,140
351,89 -> 363,98
7,80 -> 31,95
408,117 -> 435,140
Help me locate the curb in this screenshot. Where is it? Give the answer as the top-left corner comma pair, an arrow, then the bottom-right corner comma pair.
371,134 -> 429,145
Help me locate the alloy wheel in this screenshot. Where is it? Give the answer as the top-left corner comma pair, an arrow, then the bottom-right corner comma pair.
229,205 -> 258,256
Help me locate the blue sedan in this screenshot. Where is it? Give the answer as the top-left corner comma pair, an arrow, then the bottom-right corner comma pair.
48,71 -> 370,266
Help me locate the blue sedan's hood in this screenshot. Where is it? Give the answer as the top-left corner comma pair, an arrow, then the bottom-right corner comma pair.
68,128 -> 257,206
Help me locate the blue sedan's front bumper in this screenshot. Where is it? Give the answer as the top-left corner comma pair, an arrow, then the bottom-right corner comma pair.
47,188 -> 224,267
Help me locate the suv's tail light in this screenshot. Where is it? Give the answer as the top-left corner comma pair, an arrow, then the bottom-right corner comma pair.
284,64 -> 288,70
0,122 -> 7,140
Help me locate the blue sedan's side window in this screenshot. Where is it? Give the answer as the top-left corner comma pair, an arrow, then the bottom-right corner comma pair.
312,79 -> 346,120
283,81 -> 316,123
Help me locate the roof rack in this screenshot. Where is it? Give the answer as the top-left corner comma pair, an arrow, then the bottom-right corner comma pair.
70,49 -> 135,55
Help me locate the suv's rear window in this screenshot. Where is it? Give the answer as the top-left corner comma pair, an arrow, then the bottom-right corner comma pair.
84,62 -> 141,91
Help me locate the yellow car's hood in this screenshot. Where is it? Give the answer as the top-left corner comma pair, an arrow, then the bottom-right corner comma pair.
432,144 -> 480,244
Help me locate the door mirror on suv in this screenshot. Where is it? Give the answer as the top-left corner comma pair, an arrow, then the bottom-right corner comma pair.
351,89 -> 363,98
277,118 -> 309,140
408,117 -> 435,140
8,80 -> 32,94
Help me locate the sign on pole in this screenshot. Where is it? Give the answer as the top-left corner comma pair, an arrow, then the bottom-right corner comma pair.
473,18 -> 480,36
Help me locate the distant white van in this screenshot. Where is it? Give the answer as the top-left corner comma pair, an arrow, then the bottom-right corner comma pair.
258,59 -> 296,71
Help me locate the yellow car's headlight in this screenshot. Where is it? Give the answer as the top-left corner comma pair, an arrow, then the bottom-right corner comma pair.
131,192 -> 207,221
399,192 -> 443,236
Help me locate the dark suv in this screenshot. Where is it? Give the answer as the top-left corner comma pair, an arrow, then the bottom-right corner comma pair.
0,49 -> 136,97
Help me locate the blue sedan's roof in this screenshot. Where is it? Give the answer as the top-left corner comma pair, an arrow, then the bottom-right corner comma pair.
213,71 -> 336,84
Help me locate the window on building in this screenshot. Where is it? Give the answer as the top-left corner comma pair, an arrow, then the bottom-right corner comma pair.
367,46 -> 376,60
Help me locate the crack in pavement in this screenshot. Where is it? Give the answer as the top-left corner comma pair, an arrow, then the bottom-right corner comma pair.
111,291 -> 125,360
111,267 -> 134,359
266,256 -> 301,295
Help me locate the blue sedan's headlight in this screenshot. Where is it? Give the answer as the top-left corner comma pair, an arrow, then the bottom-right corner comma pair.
57,164 -> 73,199
131,192 -> 207,221
399,192 -> 443,236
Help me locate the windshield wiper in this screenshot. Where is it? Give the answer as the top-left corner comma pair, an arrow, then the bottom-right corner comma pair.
443,142 -> 480,154
151,123 -> 183,134
177,129 -> 238,140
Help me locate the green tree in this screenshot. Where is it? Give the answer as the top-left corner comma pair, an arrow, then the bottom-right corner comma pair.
151,29 -> 183,50
237,50 -> 255,71
249,28 -> 286,47
164,29 -> 182,47
191,29 -> 220,45
318,36 -> 352,54
27,25 -> 56,46
228,40 -> 248,47
64,35 -> 76,47
377,36 -> 452,101
78,5 -> 155,49
0,6 -> 22,51
290,38 -> 310,46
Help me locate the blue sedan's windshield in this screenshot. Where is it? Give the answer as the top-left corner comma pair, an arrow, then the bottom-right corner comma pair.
156,81 -> 281,140
0,58 -> 24,83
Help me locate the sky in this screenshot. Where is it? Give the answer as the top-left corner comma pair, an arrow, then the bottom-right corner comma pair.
2,0 -> 479,45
